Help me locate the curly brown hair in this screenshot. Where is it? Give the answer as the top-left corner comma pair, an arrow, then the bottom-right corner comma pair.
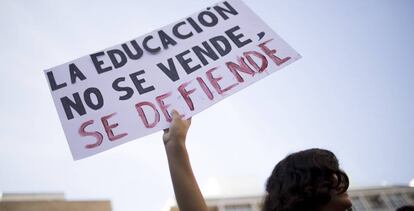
263,148 -> 349,211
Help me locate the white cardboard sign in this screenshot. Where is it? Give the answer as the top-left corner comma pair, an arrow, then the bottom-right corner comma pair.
44,0 -> 301,160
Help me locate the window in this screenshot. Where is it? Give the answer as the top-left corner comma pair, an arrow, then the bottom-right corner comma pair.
225,204 -> 252,211
366,195 -> 386,209
351,197 -> 366,211
388,193 -> 407,208
408,192 -> 414,203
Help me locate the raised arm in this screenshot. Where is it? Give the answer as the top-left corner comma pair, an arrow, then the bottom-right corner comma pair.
163,110 -> 208,211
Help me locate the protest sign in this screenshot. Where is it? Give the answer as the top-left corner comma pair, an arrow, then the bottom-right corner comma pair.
45,0 -> 301,160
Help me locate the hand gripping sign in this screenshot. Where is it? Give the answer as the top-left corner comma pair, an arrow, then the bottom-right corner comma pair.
44,0 -> 301,160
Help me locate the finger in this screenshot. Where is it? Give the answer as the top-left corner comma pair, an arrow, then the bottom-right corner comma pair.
171,109 -> 181,120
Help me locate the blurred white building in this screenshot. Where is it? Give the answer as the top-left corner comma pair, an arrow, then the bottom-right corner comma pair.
168,186 -> 414,211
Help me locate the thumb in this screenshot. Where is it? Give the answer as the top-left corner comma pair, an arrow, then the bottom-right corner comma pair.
171,109 -> 181,120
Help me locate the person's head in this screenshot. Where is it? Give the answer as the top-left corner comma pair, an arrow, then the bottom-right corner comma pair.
396,205 -> 414,211
263,148 -> 351,211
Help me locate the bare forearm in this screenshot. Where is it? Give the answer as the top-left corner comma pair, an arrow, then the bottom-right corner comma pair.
165,142 -> 208,211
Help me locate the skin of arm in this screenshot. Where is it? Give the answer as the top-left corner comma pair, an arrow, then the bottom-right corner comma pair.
163,110 -> 209,211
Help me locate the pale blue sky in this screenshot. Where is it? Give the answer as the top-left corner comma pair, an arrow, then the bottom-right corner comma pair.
1,0 -> 413,211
